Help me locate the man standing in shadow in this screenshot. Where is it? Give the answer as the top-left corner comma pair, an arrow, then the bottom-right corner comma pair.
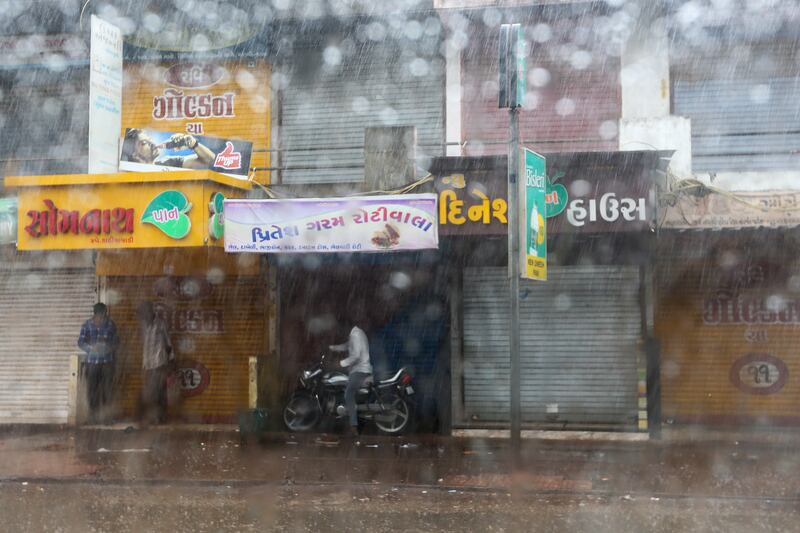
77,303 -> 119,424
138,301 -> 174,426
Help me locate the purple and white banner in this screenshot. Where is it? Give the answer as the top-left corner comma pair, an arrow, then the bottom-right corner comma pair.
223,194 -> 438,254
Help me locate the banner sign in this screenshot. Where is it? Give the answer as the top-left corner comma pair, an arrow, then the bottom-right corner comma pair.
432,151 -> 659,236
89,16 -> 123,174
122,59 -> 270,183
660,190 -> 800,230
224,194 -> 439,254
521,149 -> 547,280
119,128 -> 253,178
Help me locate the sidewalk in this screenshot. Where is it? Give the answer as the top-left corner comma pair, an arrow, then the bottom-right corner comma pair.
0,424 -> 799,500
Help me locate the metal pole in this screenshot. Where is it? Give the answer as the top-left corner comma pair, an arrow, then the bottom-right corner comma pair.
508,106 -> 521,461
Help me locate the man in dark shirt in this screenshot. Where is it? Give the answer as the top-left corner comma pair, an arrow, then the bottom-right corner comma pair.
77,303 -> 119,424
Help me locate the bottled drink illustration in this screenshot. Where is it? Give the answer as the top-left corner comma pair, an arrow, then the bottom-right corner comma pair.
529,202 -> 539,256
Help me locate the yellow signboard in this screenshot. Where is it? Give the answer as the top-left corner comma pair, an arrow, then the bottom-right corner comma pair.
6,171 -> 249,251
122,60 -> 271,184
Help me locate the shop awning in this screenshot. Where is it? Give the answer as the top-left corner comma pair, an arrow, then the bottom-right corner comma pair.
659,186 -> 800,230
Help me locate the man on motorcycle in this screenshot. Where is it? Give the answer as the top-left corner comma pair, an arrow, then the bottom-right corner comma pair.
329,323 -> 373,438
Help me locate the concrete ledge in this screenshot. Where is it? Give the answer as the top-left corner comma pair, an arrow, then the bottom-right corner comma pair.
79,423 -> 240,433
452,429 -> 649,442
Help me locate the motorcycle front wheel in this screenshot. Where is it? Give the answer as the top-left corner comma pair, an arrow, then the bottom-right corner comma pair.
283,392 -> 322,432
374,394 -> 411,435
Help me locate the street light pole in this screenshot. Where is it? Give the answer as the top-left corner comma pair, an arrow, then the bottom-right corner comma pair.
508,106 -> 522,462
500,22 -> 524,465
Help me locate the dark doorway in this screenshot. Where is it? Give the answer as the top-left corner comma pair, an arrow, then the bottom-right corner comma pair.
277,252 -> 448,432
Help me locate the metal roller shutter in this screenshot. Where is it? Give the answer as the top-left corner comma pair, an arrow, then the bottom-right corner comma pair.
656,245 -> 800,425
674,77 -> 800,172
280,41 -> 444,184
463,265 -> 641,427
0,68 -> 89,176
105,275 -> 265,423
0,268 -> 96,423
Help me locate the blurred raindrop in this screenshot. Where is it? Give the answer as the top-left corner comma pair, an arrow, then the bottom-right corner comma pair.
424,302 -> 443,320
522,92 -> 539,109
571,179 -> 592,197
351,96 -> 370,114
555,98 -> 576,116
323,46 -> 342,66
366,22 -> 387,42
719,251 -> 739,269
408,57 -> 429,77
482,9 -> 502,28
191,34 -> 211,50
23,273 -> 43,291
308,313 -> 336,335
766,294 -> 787,313
105,289 -> 121,306
554,293 -> 572,311
403,20 -> 423,40
236,70 -> 258,91
390,271 -> 412,290
45,251 -> 66,269
248,94 -> 269,114
379,106 -> 399,125
599,120 -> 619,140
42,98 -> 63,117
178,337 -> 196,354
570,50 -> 592,70
662,360 -> 681,380
481,80 -> 499,100
302,255 -> 322,270
749,84 -> 770,104
528,68 -> 551,88
676,1 -> 703,29
271,72 -> 290,91
142,12 -> 163,33
206,267 -> 225,285
423,17 -> 441,36
531,23 -> 552,43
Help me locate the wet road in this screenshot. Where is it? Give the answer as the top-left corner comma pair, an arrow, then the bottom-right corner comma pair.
2,427 -> 800,532
0,481 -> 797,532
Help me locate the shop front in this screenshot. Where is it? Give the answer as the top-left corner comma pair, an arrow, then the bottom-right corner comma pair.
223,195 -> 449,431
433,151 -> 664,432
5,170 -> 266,424
657,189 -> 800,427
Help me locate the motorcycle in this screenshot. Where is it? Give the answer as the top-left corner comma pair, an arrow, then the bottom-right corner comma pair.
283,354 -> 415,435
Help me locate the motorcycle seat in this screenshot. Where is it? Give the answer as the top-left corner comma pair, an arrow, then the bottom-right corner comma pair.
378,368 -> 404,385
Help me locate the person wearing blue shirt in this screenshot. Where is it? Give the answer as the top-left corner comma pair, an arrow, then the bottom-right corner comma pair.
77,303 -> 119,424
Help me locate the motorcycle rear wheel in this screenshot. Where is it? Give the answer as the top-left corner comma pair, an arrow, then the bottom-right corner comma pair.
374,394 -> 411,435
283,392 -> 321,432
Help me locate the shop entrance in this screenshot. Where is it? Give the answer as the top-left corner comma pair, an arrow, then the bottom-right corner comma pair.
278,253 -> 449,432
